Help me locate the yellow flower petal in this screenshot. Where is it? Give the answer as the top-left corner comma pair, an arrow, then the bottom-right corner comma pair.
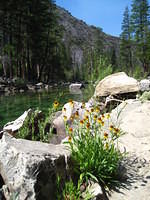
68,127 -> 73,134
68,136 -> 72,142
86,122 -> 90,129
53,101 -> 59,108
106,113 -> 110,119
63,115 -> 67,122
104,132 -> 108,139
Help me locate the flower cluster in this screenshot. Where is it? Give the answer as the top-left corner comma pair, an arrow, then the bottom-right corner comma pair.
57,100 -> 124,186
61,100 -> 122,145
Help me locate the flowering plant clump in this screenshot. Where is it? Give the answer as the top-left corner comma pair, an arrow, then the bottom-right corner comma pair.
64,102 -> 124,186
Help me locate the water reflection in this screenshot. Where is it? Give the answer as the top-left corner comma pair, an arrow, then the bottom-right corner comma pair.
0,85 -> 94,127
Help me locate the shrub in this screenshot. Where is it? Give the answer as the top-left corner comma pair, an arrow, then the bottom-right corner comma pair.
17,110 -> 50,142
17,101 -> 60,142
65,106 -> 124,186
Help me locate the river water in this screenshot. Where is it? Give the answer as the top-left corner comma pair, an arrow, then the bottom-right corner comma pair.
0,85 -> 94,128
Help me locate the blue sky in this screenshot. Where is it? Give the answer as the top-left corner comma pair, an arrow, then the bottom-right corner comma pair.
55,0 -> 132,36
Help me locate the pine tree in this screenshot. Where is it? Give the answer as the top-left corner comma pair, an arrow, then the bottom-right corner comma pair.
120,6 -> 133,74
0,0 -> 67,81
130,0 -> 150,73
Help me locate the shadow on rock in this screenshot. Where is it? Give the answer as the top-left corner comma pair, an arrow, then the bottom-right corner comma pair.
104,155 -> 149,199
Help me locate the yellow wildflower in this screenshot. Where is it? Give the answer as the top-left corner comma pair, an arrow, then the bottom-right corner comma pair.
97,117 -> 102,124
106,113 -> 110,119
75,111 -> 79,118
101,121 -> 104,126
90,108 -> 94,113
93,115 -> 97,121
70,115 -> 74,122
63,115 -> 67,122
84,115 -> 89,121
109,125 -> 114,131
104,132 -> 108,140
68,127 -> 73,134
69,99 -> 74,107
101,114 -> 105,120
86,122 -> 90,129
68,136 -> 72,142
80,120 -> 84,125
53,100 -> 59,108
95,106 -> 100,113
81,102 -> 85,109
114,127 -> 120,135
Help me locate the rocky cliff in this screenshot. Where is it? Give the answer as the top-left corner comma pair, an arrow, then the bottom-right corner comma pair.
56,6 -> 120,69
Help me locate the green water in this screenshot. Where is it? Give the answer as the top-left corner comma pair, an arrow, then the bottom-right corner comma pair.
0,85 -> 94,128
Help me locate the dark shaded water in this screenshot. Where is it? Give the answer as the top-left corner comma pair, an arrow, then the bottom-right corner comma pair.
0,85 -> 94,128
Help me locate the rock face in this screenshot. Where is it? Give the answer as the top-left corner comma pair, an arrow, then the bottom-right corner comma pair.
56,6 -> 120,70
108,100 -> 150,200
94,72 -> 139,97
111,100 -> 150,141
0,133 -> 71,200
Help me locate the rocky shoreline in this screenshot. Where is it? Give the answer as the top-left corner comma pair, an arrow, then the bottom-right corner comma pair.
0,77 -> 87,96
1,72 -> 150,200
0,77 -> 69,95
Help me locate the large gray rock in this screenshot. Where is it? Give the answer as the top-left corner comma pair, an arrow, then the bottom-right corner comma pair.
108,100 -> 150,200
111,100 -> 150,142
0,133 -> 71,200
94,72 -> 139,97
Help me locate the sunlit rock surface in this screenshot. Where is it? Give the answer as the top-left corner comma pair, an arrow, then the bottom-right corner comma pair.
0,133 -> 71,200
109,100 -> 150,200
94,72 -> 139,97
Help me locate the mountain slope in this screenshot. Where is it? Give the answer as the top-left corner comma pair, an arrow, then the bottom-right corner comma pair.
56,6 -> 120,70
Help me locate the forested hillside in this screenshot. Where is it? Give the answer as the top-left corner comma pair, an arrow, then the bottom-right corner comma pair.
0,0 -> 67,82
0,0 -> 121,82
56,6 -> 120,81
0,0 -> 149,83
